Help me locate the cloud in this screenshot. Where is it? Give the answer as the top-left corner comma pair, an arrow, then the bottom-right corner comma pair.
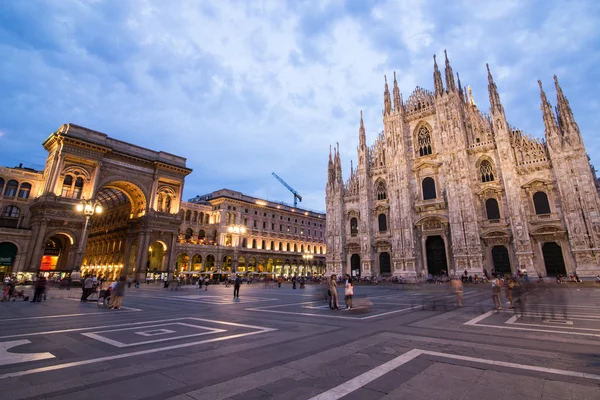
0,0 -> 599,211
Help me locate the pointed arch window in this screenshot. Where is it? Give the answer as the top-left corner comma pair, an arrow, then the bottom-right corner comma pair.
378,213 -> 387,232
533,192 -> 551,215
485,198 -> 500,220
417,126 -> 432,157
376,181 -> 387,200
480,160 -> 494,182
422,177 -> 436,200
350,217 -> 358,236
5,179 -> 18,197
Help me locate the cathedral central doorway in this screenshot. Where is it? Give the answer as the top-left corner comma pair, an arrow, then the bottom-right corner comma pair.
491,245 -> 511,277
379,252 -> 391,275
542,242 -> 567,276
426,236 -> 447,276
351,254 -> 361,278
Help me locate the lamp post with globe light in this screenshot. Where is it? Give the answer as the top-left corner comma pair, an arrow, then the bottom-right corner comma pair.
74,199 -> 103,270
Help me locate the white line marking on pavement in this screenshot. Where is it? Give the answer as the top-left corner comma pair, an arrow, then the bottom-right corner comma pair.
307,349 -> 423,400
0,340 -> 55,367
309,348 -> 600,400
246,303 -> 421,320
505,315 -> 519,324
62,298 -> 142,311
464,311 -> 600,337
1,308 -> 141,322
0,319 -> 277,380
0,317 -> 205,340
463,310 -> 494,325
81,323 -> 226,348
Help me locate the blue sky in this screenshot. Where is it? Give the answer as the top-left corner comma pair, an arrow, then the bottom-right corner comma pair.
1,0 -> 599,211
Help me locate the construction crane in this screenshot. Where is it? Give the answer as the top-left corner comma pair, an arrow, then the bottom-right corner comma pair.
271,172 -> 302,207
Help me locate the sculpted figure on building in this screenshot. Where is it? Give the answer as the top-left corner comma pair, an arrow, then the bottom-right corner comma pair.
326,51 -> 600,279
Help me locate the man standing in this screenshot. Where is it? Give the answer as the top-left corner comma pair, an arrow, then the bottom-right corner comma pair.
233,274 -> 242,298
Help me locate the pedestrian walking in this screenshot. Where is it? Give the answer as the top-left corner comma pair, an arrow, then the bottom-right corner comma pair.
292,275 -> 297,289
329,274 -> 339,310
344,274 -> 353,310
109,276 -> 126,310
451,275 -> 463,307
81,274 -> 94,302
277,276 -> 283,288
233,274 -> 242,298
31,274 -> 47,303
491,273 -> 502,310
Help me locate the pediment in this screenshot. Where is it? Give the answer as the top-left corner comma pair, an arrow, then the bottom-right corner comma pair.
412,160 -> 442,172
521,178 -> 553,190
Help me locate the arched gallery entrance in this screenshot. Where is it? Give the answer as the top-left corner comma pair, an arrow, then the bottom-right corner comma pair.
41,234 -> 75,275
82,181 -> 146,279
491,245 -> 511,277
426,236 -> 447,276
379,252 -> 391,275
350,254 -> 361,278
542,242 -> 567,276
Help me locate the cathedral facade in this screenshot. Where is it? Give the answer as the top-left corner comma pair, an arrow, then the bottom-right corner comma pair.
326,51 -> 600,279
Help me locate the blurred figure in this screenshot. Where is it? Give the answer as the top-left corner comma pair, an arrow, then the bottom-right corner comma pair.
450,275 -> 463,307
329,274 -> 339,310
491,273 -> 502,310
504,274 -> 515,309
344,274 -> 354,310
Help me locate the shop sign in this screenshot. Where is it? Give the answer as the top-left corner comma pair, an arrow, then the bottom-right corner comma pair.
0,256 -> 13,266
44,248 -> 61,256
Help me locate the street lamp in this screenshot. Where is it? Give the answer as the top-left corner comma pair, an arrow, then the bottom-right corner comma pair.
227,225 -> 246,235
75,199 -> 103,269
302,253 -> 314,276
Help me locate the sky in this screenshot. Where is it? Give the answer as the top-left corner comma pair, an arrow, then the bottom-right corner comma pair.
1,0 -> 599,212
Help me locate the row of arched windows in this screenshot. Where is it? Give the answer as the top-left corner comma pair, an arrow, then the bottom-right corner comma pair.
240,238 -> 323,253
349,191 -> 552,235
0,178 -> 32,199
183,210 -> 210,224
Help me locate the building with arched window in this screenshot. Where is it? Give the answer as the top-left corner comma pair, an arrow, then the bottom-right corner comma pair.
326,52 -> 600,279
1,125 -> 327,282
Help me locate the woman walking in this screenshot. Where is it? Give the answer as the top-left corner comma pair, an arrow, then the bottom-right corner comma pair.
450,275 -> 463,307
329,274 -> 339,310
344,274 -> 354,310
109,276 -> 127,310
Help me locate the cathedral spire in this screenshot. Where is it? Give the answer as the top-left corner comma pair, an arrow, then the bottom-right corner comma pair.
467,86 -> 476,107
327,144 -> 334,185
383,75 -> 392,115
486,63 -> 504,114
538,80 -> 560,139
457,72 -> 464,102
359,110 -> 366,148
444,50 -> 456,92
554,75 -> 580,136
335,142 -> 342,183
393,71 -> 402,113
433,54 -> 444,96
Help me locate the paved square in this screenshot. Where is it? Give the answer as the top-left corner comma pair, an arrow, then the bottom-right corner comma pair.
1,283 -> 599,400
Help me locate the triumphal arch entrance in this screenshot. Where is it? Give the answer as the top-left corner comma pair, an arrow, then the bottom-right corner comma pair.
25,124 -> 191,280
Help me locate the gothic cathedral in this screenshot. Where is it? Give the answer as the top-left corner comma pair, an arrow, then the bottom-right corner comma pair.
325,51 -> 600,279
